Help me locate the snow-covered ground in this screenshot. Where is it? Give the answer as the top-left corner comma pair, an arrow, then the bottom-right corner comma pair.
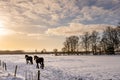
0,55 -> 120,80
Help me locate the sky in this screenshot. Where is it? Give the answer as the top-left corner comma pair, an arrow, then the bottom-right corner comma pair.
0,0 -> 120,51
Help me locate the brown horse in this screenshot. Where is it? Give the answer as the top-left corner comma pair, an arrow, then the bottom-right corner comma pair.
34,55 -> 44,69
25,55 -> 33,64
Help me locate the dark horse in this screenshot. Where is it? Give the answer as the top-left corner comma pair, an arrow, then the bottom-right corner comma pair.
25,55 -> 33,64
34,55 -> 44,69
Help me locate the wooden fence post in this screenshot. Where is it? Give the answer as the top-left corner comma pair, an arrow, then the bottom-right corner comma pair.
0,60 -> 1,66
2,62 -> 4,69
4,63 -> 7,71
14,65 -> 18,77
38,70 -> 40,80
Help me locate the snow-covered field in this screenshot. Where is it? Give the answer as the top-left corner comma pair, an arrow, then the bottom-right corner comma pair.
0,55 -> 120,80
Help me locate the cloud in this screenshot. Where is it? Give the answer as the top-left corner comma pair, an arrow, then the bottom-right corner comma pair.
4,23 -> 47,35
0,0 -> 119,51
73,6 -> 120,24
0,0 -> 118,25
0,0 -> 119,36
46,23 -> 115,36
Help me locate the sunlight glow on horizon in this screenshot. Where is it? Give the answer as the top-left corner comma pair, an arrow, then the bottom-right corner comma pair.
0,20 -> 14,36
0,0 -> 119,51
0,20 -> 7,36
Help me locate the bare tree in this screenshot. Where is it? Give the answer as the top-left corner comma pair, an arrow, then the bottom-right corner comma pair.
41,49 -> 47,53
99,37 -> 108,54
62,38 -> 70,52
101,26 -> 119,54
80,32 -> 91,54
53,49 -> 58,56
53,49 -> 58,52
116,23 -> 120,51
61,47 -> 66,52
90,31 -> 100,55
62,36 -> 79,53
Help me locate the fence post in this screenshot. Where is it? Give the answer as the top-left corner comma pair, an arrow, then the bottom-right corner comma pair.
4,63 -> 7,71
38,70 -> 40,80
2,62 -> 4,69
14,65 -> 18,77
0,60 -> 1,66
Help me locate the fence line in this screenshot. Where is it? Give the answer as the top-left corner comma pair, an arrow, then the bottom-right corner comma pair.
0,60 -> 7,71
0,59 -> 41,80
14,65 -> 18,77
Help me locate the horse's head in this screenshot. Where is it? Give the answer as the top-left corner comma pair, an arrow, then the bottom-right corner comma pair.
34,55 -> 38,60
25,55 -> 28,58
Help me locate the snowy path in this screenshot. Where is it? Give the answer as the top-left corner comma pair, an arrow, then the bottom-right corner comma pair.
0,55 -> 120,80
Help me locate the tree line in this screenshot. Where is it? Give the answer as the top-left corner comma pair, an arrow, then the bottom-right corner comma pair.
61,24 -> 120,55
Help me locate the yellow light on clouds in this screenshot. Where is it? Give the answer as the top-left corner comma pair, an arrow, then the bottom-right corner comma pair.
0,20 -> 13,36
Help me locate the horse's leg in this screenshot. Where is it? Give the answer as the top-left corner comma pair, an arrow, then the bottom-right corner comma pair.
39,63 -> 41,68
40,63 -> 42,69
41,64 -> 43,69
36,63 -> 39,69
40,62 -> 42,69
42,62 -> 44,69
31,60 -> 33,64
40,61 -> 44,69
42,59 -> 44,69
42,63 -> 44,69
31,59 -> 33,64
26,60 -> 28,64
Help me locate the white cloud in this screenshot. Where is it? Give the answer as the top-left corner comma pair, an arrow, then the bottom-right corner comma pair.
73,6 -> 119,24
0,0 -> 119,25
0,0 -> 119,51
46,23 -> 114,36
0,0 -> 119,36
